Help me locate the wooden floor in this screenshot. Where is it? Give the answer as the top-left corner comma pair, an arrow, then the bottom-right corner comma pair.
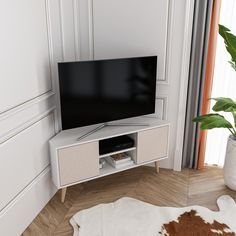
23,166 -> 236,235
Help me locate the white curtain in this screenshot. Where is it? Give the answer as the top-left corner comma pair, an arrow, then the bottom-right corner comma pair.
205,0 -> 236,166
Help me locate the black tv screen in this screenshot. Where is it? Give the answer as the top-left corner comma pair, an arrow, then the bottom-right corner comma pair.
58,56 -> 157,130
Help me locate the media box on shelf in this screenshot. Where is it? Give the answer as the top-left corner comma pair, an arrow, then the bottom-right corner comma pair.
99,135 -> 134,155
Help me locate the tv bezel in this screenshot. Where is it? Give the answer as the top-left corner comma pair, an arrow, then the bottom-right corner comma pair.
58,55 -> 158,130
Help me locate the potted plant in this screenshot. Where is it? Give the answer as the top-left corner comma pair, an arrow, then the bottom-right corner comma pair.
193,24 -> 236,190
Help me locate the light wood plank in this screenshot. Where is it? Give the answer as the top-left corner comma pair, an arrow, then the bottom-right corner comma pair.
23,166 -> 236,235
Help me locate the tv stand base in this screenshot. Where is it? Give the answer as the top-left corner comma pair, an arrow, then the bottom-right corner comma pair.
49,117 -> 169,204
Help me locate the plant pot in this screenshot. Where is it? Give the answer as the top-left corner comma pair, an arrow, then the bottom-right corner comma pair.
224,135 -> 236,190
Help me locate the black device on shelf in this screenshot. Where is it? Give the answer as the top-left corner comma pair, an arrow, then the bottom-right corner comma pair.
99,135 -> 134,155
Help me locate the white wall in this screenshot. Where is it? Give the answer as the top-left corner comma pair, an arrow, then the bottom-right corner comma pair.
0,0 -> 57,235
0,0 -> 193,234
48,0 -> 193,170
92,0 -> 194,170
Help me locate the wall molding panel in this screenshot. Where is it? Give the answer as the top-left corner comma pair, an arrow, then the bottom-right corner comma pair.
0,0 -> 53,114
156,96 -> 168,120
156,0 -> 171,82
0,91 -> 54,121
0,1 -> 58,234
0,107 -> 56,145
0,114 -> 55,211
87,0 -> 94,59
46,0 -> 95,130
145,96 -> 168,121
0,167 -> 57,236
92,0 -> 170,81
160,0 -> 173,84
60,0 -> 77,61
0,90 -> 55,144
73,0 -> 81,60
46,0 -> 63,132
77,0 -> 94,60
57,0 -> 94,61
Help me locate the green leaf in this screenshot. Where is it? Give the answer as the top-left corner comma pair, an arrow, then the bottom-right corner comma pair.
229,61 -> 236,71
219,24 -> 230,34
232,112 -> 236,128
193,113 -> 233,130
219,24 -> 236,71
212,97 -> 236,112
193,113 -> 215,122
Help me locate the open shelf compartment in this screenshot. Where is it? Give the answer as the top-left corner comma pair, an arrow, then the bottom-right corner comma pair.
99,160 -> 136,176
99,141 -> 137,175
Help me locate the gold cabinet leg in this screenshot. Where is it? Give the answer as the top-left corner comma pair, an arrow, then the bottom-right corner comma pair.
155,161 -> 160,173
61,187 -> 67,203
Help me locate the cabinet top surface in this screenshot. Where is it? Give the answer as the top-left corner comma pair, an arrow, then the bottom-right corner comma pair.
50,117 -> 169,148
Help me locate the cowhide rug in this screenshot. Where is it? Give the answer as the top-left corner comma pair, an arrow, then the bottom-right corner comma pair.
70,195 -> 236,236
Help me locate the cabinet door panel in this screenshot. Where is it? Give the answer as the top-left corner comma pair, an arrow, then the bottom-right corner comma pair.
137,126 -> 168,164
58,142 -> 99,186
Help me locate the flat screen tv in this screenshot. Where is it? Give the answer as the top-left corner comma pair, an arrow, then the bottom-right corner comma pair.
58,56 -> 157,130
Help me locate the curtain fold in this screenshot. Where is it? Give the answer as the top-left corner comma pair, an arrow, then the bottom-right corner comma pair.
205,0 -> 236,166
182,0 -> 213,169
197,0 -> 222,169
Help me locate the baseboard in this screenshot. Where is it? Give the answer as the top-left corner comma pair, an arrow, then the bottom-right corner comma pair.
0,166 -> 57,236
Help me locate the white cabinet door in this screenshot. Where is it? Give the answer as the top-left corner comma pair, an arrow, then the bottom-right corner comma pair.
58,142 -> 99,186
137,126 -> 168,164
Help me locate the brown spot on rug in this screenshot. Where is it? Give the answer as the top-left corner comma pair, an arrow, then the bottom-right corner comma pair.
161,210 -> 234,236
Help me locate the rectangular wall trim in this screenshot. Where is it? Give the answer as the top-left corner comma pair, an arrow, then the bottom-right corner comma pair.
0,167 -> 57,235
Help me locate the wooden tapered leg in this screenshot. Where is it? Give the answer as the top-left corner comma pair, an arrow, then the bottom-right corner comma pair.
61,187 -> 67,203
155,161 -> 160,173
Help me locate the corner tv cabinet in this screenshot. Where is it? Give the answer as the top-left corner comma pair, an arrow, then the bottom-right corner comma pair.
49,117 -> 169,202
